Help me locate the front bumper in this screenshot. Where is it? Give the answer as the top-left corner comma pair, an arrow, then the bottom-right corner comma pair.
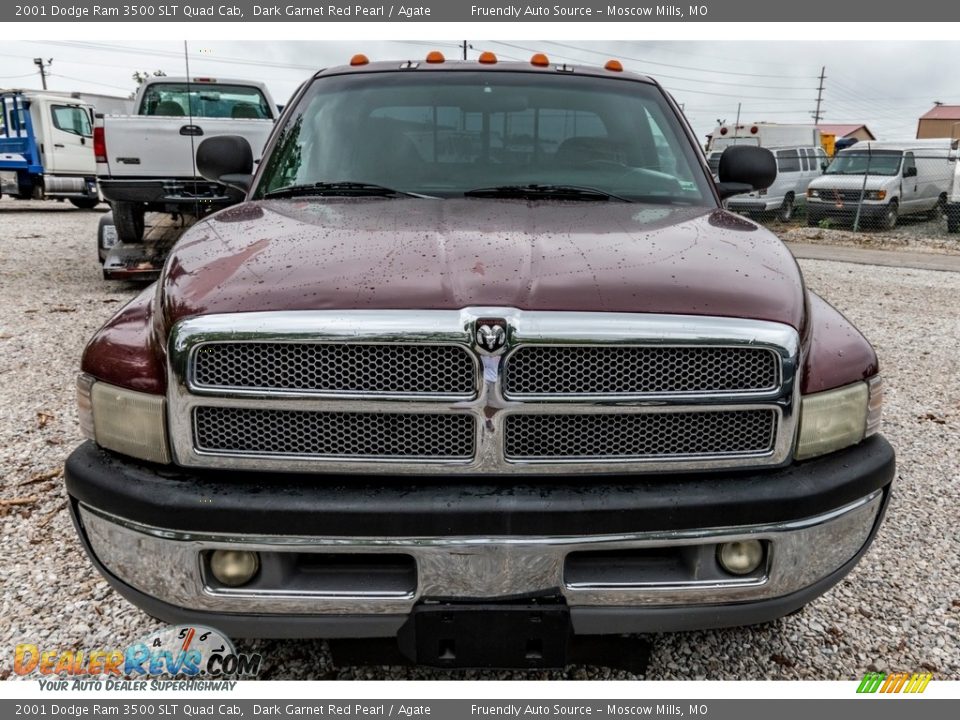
726,198 -> 781,213
806,199 -> 888,221
66,436 -> 894,638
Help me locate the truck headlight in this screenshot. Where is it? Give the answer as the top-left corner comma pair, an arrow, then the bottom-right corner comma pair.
794,379 -> 881,460
864,190 -> 887,201
77,374 -> 171,464
806,188 -> 820,199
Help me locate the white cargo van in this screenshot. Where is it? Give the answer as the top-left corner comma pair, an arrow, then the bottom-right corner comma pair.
806,141 -> 953,229
712,146 -> 827,221
707,123 -> 826,220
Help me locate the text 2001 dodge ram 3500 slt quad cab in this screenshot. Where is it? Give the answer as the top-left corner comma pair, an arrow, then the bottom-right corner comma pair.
66,55 -> 895,669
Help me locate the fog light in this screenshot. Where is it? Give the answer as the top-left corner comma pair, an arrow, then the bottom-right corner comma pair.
718,540 -> 764,575
209,550 -> 259,587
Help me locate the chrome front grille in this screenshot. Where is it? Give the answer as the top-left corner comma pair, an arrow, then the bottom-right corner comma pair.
194,407 -> 474,459
504,410 -> 777,460
167,309 -> 800,475
193,342 -> 475,398
503,345 -> 779,398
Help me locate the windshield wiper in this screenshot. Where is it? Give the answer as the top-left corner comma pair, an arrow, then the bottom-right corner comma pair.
463,184 -> 633,203
263,182 -> 430,199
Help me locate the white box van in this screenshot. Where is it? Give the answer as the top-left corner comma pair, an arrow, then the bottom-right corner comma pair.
806,141 -> 953,229
708,122 -> 822,152
711,145 -> 827,221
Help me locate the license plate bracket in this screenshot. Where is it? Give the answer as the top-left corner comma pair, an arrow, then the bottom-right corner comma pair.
398,601 -> 572,669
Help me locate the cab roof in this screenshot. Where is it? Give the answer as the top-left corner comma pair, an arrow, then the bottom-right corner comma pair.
314,58 -> 657,85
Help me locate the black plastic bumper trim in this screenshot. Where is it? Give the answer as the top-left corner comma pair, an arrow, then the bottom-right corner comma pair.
66,436 -> 895,538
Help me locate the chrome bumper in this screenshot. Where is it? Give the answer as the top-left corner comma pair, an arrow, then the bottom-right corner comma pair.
78,490 -> 882,617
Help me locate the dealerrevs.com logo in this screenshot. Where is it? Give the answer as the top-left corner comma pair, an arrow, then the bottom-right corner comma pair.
14,625 -> 261,687
857,671 -> 933,694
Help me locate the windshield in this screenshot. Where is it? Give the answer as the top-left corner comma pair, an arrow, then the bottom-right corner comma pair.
825,149 -> 903,176
255,71 -> 713,205
139,82 -> 272,119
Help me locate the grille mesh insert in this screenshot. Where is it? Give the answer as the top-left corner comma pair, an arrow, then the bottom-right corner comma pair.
504,410 -> 777,459
503,346 -> 779,396
193,343 -> 475,396
194,407 -> 475,459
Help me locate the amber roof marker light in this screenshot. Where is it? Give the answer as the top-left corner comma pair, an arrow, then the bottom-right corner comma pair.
605,59 -> 624,72
478,51 -> 498,64
425,51 -> 446,64
350,54 -> 370,66
530,53 -> 550,67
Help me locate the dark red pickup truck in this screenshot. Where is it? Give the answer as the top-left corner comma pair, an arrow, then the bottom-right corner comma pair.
66,55 -> 894,669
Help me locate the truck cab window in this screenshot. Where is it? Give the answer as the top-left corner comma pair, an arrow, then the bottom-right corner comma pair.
139,83 -> 273,120
51,105 -> 93,138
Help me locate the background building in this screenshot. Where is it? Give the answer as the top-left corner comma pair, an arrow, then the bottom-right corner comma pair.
916,105 -> 960,139
816,123 -> 876,142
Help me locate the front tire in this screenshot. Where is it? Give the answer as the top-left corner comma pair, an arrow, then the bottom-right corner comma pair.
776,194 -> 795,222
926,194 -> 948,220
948,205 -> 960,234
70,197 -> 100,210
112,201 -> 145,244
882,201 -> 899,230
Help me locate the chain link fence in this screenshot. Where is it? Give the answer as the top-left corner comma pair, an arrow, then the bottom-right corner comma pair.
727,148 -> 959,243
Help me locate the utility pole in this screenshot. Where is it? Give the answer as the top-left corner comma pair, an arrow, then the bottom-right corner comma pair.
33,58 -> 52,90
813,66 -> 826,123
462,40 -> 468,60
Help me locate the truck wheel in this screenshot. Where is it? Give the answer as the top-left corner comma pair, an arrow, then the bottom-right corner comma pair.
98,212 -> 118,263
948,205 -> 960,234
776,194 -> 795,222
882,201 -> 898,230
70,197 -> 100,210
928,194 -> 948,220
112,202 -> 145,244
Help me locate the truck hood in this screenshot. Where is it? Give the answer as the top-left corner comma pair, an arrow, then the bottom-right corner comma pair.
160,198 -> 805,330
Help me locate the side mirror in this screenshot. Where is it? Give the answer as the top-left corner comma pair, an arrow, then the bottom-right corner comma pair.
904,166 -> 918,178
715,145 -> 777,200
196,135 -> 254,193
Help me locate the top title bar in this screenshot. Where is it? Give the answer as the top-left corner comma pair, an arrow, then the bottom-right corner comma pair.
4,0 -> 952,22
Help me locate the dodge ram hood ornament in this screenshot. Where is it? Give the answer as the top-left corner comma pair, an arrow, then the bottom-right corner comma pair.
474,318 -> 508,354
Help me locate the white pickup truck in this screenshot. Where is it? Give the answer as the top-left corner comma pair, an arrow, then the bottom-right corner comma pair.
95,76 -> 276,243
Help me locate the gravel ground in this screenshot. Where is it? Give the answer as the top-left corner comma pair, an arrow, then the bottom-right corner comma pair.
1,198 -> 958,681
760,213 -> 960,255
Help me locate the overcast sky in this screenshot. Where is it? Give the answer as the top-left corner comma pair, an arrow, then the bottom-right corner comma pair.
5,40 -> 958,141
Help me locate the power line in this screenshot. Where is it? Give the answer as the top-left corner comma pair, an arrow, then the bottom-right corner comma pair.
491,40 -> 816,97
47,73 -> 132,93
543,41 -> 815,80
35,40 -> 321,72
